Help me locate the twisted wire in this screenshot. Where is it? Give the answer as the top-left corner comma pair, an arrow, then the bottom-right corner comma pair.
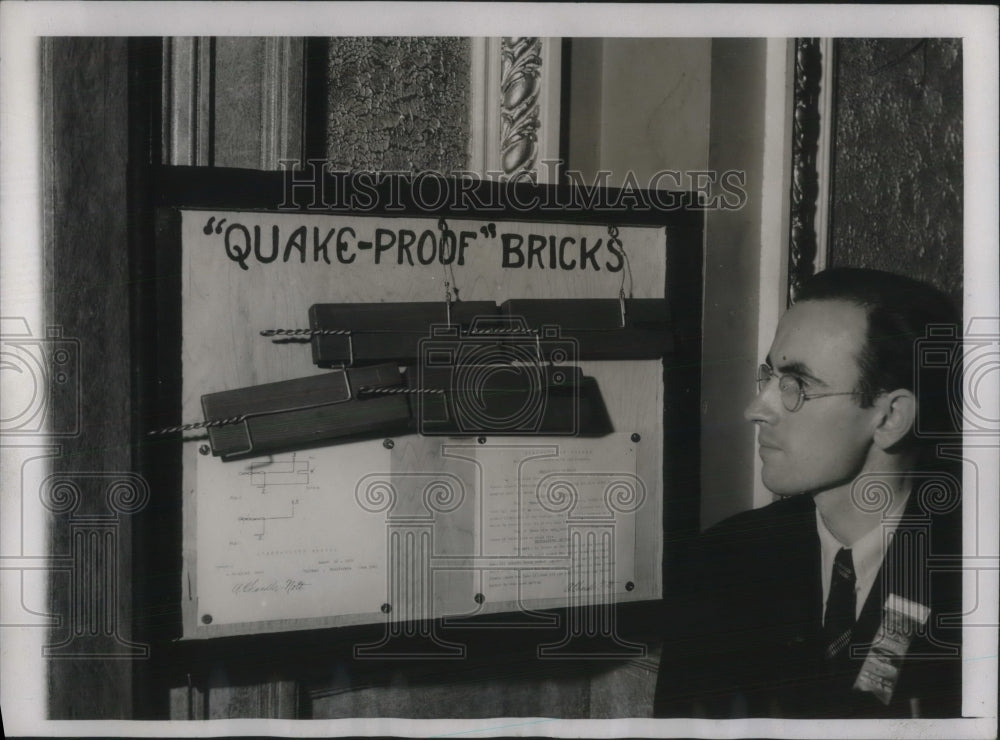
147,415 -> 247,436
260,328 -> 352,337
358,386 -> 445,396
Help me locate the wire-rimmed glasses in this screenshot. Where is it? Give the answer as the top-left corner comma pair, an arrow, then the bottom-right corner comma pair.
755,363 -> 862,413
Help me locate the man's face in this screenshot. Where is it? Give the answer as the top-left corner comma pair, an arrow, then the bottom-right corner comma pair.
744,299 -> 880,496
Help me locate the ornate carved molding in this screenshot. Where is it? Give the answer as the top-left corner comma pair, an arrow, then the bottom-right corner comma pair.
469,38 -> 561,182
500,37 -> 542,179
788,38 -> 824,304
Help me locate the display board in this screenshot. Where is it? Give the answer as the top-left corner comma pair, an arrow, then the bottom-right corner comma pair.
172,201 -> 675,639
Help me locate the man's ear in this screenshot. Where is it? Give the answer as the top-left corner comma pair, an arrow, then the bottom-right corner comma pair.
871,388 -> 917,450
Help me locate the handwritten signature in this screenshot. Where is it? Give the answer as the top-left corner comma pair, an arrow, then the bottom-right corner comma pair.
232,578 -> 309,595
567,579 -> 616,593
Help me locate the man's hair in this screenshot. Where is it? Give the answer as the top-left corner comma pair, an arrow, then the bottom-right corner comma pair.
795,267 -> 961,451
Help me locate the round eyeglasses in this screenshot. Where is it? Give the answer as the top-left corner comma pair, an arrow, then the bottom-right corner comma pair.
755,363 -> 862,413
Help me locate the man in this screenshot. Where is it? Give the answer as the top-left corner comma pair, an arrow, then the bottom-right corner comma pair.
654,267 -> 963,718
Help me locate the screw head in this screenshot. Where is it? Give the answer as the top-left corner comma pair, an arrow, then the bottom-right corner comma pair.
477,436 -> 487,445
380,603 -> 391,614
383,438 -> 395,450
201,613 -> 213,624
625,581 -> 635,592
630,433 -> 641,443
474,593 -> 485,604
199,444 -> 211,456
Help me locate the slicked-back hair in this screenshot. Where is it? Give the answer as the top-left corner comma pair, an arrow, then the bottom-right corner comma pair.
794,267 -> 961,455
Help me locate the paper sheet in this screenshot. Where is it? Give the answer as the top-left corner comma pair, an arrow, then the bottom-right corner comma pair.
196,440 -> 392,625
183,209 -> 664,633
195,432 -> 652,627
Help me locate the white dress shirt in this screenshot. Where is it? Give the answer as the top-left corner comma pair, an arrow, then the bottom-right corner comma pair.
816,497 -> 908,623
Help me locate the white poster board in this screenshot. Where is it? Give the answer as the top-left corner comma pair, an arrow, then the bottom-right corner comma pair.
180,208 -> 667,637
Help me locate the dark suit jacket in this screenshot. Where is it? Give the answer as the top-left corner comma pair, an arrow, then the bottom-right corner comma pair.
654,488 -> 962,718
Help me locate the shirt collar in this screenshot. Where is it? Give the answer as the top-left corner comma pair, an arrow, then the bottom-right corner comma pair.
848,510 -> 897,582
815,490 -> 911,615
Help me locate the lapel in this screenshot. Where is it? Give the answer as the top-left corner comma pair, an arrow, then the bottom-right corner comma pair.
773,495 -> 825,649
766,488 -> 959,715
782,493 -> 931,656
851,491 -> 930,652
803,497 -> 825,639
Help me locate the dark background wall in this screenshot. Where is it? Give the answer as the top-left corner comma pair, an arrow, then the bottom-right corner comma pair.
828,38 -> 963,306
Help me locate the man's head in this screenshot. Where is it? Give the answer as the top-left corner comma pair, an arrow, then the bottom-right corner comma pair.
745,268 -> 960,497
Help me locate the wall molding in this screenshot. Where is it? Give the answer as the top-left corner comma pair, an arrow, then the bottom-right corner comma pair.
813,38 -> 836,278
787,37 -> 835,304
161,37 -> 213,166
469,37 -> 503,177
499,37 -> 542,178
162,37 -> 303,169
260,37 -> 304,170
753,38 -> 795,510
469,37 -> 561,183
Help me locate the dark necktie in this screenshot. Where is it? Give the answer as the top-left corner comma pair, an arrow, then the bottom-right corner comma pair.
824,547 -> 857,662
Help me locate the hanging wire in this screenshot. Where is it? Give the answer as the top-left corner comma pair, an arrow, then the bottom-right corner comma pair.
609,224 -> 634,327
609,224 -> 634,300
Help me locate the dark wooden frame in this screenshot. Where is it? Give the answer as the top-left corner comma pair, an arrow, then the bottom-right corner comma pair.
42,36 -> 164,721
135,167 -> 703,717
